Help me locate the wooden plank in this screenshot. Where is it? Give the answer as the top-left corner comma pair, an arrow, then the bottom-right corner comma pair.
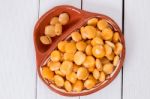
37,0 -> 81,99
81,0 -> 123,99
123,0 -> 150,99
0,0 -> 39,99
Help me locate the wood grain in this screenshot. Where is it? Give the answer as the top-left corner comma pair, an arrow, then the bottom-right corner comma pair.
81,0 -> 123,99
0,0 -> 38,99
123,0 -> 150,99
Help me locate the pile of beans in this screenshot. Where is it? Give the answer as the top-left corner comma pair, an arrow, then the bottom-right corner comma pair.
40,13 -> 69,45
40,17 -> 123,92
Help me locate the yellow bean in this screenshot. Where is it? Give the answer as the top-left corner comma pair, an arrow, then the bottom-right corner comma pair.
85,44 -> 92,56
84,26 -> 96,39
50,17 -> 59,25
77,67 -> 89,80
66,72 -> 77,84
57,41 -> 67,52
71,31 -> 82,42
103,63 -> 114,74
59,13 -> 69,25
63,53 -> 74,61
60,61 -> 73,75
76,41 -> 87,51
48,61 -> 61,71
41,67 -> 54,81
55,23 -> 62,36
73,80 -> 83,92
92,45 -> 105,58
87,18 -> 98,26
99,71 -> 106,82
101,28 -> 113,40
84,79 -> 96,89
74,51 -> 86,65
55,70 -> 65,77
114,42 -> 123,55
95,59 -> 103,71
64,81 -> 72,92
105,41 -> 115,49
113,55 -> 120,66
80,27 -> 87,39
106,52 -> 115,61
45,25 -> 56,37
50,50 -> 61,62
91,37 -> 104,46
65,42 -> 77,53
40,36 -> 52,45
54,75 -> 64,87
83,56 -> 95,68
97,19 -> 109,30
113,32 -> 120,43
93,69 -> 100,79
104,44 -> 112,56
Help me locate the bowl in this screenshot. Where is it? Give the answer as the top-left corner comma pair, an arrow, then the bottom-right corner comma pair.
33,5 -> 125,96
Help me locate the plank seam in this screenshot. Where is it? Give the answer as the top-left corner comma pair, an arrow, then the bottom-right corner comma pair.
121,0 -> 125,99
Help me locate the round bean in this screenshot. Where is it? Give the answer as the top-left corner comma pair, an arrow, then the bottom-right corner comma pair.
84,79 -> 96,89
60,61 -> 73,75
85,44 -> 92,55
45,25 -> 56,37
87,18 -> 98,26
92,45 -> 105,58
101,28 -> 113,40
83,56 -> 95,68
54,75 -> 64,87
76,41 -> 87,51
66,72 -> 77,84
40,36 -> 52,45
91,37 -> 104,46
73,80 -> 83,92
50,17 -> 59,25
50,50 -> 61,62
71,31 -> 82,42
55,23 -> 62,36
74,51 -> 86,65
113,55 -> 120,66
65,42 -> 77,53
59,13 -> 69,25
77,67 -> 89,80
103,63 -> 114,74
64,81 -> 72,92
95,59 -> 102,71
97,19 -> 109,30
41,67 -> 54,81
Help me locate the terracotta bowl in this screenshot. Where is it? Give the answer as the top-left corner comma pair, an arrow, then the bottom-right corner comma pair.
33,5 -> 125,96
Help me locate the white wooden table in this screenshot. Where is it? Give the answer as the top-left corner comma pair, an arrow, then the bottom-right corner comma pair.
0,0 -> 150,99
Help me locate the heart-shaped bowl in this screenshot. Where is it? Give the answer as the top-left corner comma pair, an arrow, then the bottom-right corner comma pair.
34,5 -> 125,96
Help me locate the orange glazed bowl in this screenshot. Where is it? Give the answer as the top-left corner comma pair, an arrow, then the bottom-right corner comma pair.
33,5 -> 125,96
